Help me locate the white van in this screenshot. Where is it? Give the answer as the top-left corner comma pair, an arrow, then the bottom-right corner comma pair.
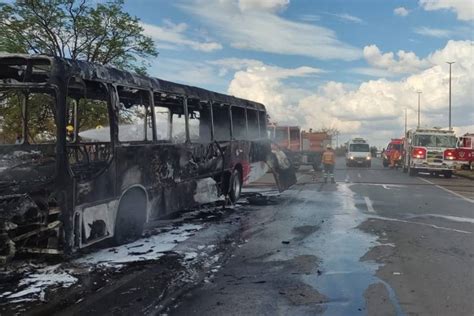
346,138 -> 371,167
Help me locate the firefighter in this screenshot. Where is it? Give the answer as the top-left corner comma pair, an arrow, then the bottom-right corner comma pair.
322,144 -> 336,183
66,124 -> 75,142
390,148 -> 401,169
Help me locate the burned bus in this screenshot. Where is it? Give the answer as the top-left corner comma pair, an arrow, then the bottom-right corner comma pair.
0,54 -> 295,262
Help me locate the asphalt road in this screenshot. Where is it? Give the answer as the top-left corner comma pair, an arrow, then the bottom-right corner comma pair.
2,157 -> 473,316
170,157 -> 474,316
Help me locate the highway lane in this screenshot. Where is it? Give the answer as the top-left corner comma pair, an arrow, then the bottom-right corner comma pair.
170,157 -> 474,315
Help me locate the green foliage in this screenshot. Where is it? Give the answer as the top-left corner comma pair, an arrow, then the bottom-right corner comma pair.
0,0 -> 158,143
0,0 -> 157,73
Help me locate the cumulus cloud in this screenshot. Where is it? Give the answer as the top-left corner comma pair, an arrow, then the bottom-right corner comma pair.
363,44 -> 432,74
142,20 -> 222,52
227,63 -> 324,125
180,0 -> 361,61
420,0 -> 474,21
227,40 -> 474,146
394,7 -> 410,16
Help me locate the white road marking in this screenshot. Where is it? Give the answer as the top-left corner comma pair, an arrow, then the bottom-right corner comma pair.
417,177 -> 474,204
382,185 -> 389,190
364,196 -> 375,213
369,215 -> 472,234
410,214 -> 474,224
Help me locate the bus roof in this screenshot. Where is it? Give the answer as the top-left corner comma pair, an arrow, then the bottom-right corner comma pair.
0,53 -> 266,111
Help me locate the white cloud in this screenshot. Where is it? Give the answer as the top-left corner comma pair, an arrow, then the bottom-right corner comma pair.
227,63 -> 324,125
420,0 -> 474,21
180,0 -> 361,61
363,44 -> 432,74
226,40 -> 474,146
141,20 -> 222,52
394,7 -> 410,16
414,26 -> 453,38
237,0 -> 289,12
330,13 -> 365,24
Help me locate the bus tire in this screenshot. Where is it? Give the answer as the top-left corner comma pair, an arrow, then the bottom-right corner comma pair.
228,169 -> 242,204
113,188 -> 147,246
443,171 -> 452,178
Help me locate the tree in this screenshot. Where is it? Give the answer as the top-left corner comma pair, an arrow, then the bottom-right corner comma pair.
0,0 -> 157,73
0,0 -> 158,143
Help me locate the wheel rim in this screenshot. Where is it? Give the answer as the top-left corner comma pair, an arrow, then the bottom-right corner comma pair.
233,174 -> 241,200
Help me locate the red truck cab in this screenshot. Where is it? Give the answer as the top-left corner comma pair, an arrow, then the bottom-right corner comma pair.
383,138 -> 403,167
456,133 -> 473,170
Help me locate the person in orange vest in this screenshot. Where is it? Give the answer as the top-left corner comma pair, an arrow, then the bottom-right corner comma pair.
390,148 -> 401,169
322,144 -> 336,183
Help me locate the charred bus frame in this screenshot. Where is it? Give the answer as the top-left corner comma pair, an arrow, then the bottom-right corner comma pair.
0,54 -> 293,262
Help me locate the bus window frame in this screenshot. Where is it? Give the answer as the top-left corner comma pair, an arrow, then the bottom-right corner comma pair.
210,102 -> 232,142
116,85 -> 155,144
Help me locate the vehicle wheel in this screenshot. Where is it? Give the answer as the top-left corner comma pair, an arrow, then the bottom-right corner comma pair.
383,161 -> 388,167
367,162 -> 371,168
443,170 -> 453,178
228,169 -> 242,204
408,166 -> 417,177
403,166 -> 408,173
113,189 -> 147,245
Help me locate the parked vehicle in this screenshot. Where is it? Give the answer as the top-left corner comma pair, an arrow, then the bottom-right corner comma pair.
300,130 -> 331,170
383,138 -> 403,168
0,54 -> 296,263
268,124 -> 302,169
346,138 -> 371,167
456,133 -> 473,170
402,128 -> 457,177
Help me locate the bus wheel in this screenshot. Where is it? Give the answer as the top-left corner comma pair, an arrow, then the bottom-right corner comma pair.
228,169 -> 242,204
443,171 -> 452,178
113,189 -> 147,245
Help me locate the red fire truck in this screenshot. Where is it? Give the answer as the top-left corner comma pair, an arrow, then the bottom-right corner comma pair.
382,138 -> 403,167
456,133 -> 473,170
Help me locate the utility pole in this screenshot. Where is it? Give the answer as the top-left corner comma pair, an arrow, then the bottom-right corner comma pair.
404,108 -> 407,135
417,91 -> 422,129
447,61 -> 455,130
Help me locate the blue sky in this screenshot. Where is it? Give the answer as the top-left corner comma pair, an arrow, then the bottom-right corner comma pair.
124,0 -> 472,92
120,0 -> 473,146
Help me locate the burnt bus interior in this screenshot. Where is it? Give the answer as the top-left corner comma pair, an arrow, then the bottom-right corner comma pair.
0,55 -> 271,262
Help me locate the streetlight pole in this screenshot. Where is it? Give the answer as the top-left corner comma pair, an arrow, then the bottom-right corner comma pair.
447,61 -> 455,130
417,91 -> 422,129
404,108 -> 407,135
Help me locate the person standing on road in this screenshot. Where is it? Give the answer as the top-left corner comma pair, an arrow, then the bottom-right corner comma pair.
390,148 -> 401,169
322,144 -> 336,183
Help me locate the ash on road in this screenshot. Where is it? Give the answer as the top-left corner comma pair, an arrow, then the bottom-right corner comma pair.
1,158 -> 473,316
